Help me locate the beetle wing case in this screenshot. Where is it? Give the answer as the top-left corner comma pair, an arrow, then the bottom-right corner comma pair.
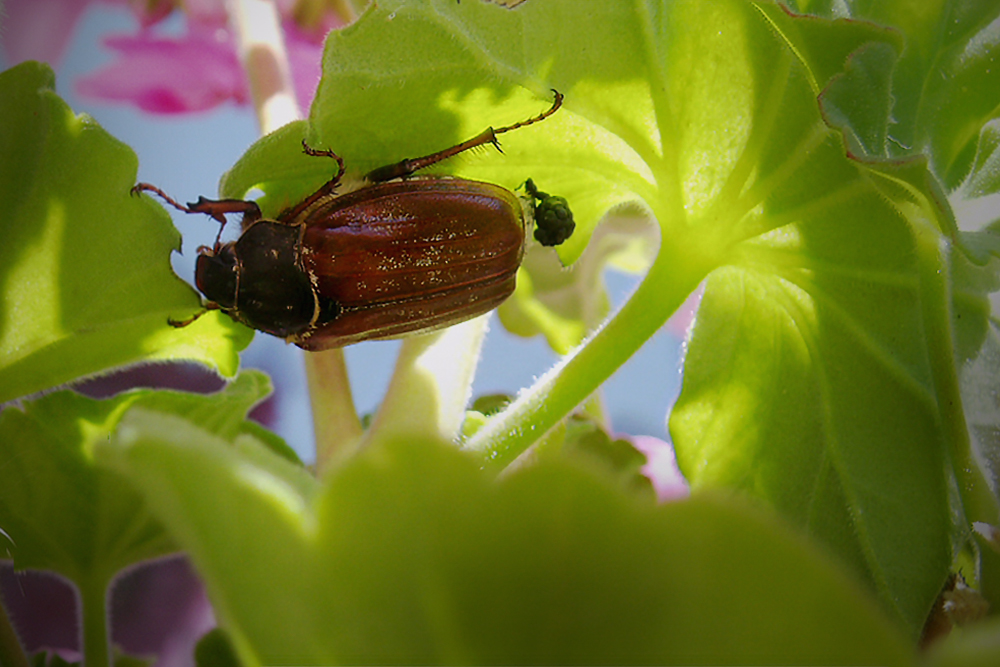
292,178 -> 525,350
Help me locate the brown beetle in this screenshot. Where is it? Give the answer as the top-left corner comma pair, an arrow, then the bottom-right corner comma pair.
133,91 -> 567,350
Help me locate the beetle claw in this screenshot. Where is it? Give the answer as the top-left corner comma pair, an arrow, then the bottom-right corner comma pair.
168,309 -> 205,328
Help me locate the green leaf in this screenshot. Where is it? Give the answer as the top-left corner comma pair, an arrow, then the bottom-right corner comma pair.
0,61 -> 251,405
796,0 -> 1000,189
958,119 -> 1000,200
819,41 -> 899,158
0,372 -> 275,581
0,391 -> 177,581
99,409 -> 320,666
754,4 -> 904,95
888,0 -> 1000,189
98,419 -> 912,665
218,120 -> 312,217
0,371 -> 278,667
557,414 -> 656,499
951,246 -> 1000,603
668,6 -> 976,636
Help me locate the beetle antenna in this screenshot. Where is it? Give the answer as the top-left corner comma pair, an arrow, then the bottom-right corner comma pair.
365,89 -> 564,183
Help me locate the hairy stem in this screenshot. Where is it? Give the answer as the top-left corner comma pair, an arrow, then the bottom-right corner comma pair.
307,350 -> 363,473
365,315 -> 490,449
465,228 -> 711,468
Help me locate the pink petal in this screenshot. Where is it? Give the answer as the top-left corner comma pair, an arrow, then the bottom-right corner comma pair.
1,0 -> 95,65
628,435 -> 689,502
171,0 -> 228,28
75,25 -> 248,114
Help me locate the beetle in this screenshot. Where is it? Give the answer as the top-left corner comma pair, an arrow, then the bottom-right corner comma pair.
133,90 -> 569,351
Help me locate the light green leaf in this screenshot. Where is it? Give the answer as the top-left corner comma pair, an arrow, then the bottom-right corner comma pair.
0,61 -> 252,404
819,41 -> 898,157
0,391 -> 177,582
951,246 -> 1000,603
670,6 -> 973,636
754,3 -> 903,94
101,409 -> 320,666
0,373 -> 277,667
98,418 -> 912,665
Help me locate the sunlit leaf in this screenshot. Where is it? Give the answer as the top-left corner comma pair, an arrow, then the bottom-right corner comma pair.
99,416 -> 911,665
0,62 -> 252,404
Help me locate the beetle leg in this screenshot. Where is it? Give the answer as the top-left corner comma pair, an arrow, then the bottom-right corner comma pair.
286,140 -> 349,221
167,302 -> 219,328
132,183 -> 262,248
301,140 -> 346,184
365,89 -> 564,183
492,89 -> 564,137
132,182 -> 198,215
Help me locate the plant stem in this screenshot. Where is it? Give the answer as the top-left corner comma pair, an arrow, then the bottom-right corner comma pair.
228,0 -> 299,134
465,229 -> 712,468
228,0 -> 363,467
0,598 -> 29,667
364,315 -> 490,449
307,349 -> 363,473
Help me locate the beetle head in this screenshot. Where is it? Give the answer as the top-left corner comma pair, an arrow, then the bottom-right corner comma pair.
195,244 -> 238,310
195,221 -> 319,338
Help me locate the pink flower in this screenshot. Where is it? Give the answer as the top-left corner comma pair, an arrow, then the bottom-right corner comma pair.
77,23 -> 250,114
2,0 -> 342,115
76,7 -> 336,114
628,435 -> 689,502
